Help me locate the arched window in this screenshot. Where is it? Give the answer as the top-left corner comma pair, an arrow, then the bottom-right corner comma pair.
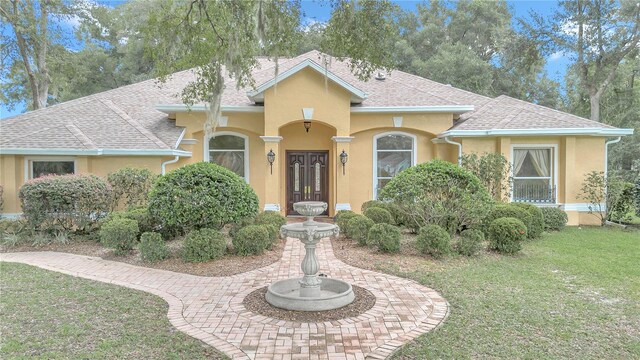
206,132 -> 249,181
373,132 -> 416,198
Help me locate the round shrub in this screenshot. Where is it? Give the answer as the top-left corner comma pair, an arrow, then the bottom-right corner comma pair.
255,211 -> 286,229
363,207 -> 394,225
263,224 -> 280,244
182,228 -> 227,262
361,200 -> 385,213
19,174 -> 112,233
540,207 -> 568,231
346,215 -> 375,246
148,162 -> 259,233
366,223 -> 401,253
100,218 -> 139,255
488,217 -> 527,254
379,159 -> 493,233
105,207 -> 155,237
416,224 -> 451,259
334,210 -> 357,234
107,167 -> 157,210
484,204 -> 532,236
233,225 -> 270,256
511,203 -> 544,238
458,229 -> 484,256
139,232 -> 168,262
229,217 -> 256,240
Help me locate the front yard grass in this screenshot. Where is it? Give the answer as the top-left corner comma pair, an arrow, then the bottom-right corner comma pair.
0,262 -> 227,359
390,227 -> 639,359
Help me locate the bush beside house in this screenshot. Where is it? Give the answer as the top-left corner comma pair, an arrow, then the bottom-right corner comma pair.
148,162 -> 259,234
540,207 -> 568,231
346,215 -> 375,246
182,228 -> 227,262
416,224 -> 451,259
488,217 -> 527,254
99,218 -> 139,255
139,232 -> 169,262
366,223 -> 401,253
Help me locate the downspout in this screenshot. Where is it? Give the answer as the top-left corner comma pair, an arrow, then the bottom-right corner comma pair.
161,156 -> 180,175
443,136 -> 463,165
604,136 -> 621,180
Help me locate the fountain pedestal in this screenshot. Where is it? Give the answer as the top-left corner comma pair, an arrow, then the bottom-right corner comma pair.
265,201 -> 355,312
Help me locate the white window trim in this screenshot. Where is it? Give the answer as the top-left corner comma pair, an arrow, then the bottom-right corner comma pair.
510,144 -> 559,204
204,131 -> 250,182
372,131 -> 417,199
24,157 -> 77,182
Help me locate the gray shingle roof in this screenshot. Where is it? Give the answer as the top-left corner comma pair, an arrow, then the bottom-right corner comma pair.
0,50 -> 625,152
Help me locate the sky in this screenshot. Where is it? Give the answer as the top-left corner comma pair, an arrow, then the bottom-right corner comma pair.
0,0 -> 568,119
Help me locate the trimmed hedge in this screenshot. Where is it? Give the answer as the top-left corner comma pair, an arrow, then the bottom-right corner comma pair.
182,228 -> 227,262
255,211 -> 286,229
233,225 -> 270,256
335,210 -> 357,234
488,217 -> 527,254
484,204 -> 532,236
458,229 -> 484,256
379,160 -> 493,233
511,203 -> 544,238
417,224 -> 451,259
139,232 -> 169,262
366,223 -> 401,253
363,207 -> 394,225
540,207 -> 568,231
148,162 -> 259,233
346,215 -> 375,246
19,174 -> 112,233
100,218 -> 139,255
107,167 -> 157,210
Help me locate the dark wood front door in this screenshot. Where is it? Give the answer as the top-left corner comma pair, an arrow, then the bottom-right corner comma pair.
286,151 -> 329,215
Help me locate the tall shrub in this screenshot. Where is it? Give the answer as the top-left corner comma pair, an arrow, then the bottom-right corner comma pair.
107,167 -> 157,210
461,152 -> 512,201
148,162 -> 259,233
379,160 -> 493,234
579,171 -> 628,225
19,174 -> 111,232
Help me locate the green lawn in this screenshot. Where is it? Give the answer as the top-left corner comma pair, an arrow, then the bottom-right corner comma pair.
0,262 -> 227,359
392,227 -> 640,359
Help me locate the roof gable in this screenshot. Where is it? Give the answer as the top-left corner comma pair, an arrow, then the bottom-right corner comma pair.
247,58 -> 368,103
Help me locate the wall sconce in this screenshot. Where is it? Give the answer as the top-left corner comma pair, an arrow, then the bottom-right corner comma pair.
303,120 -> 311,133
302,108 -> 314,133
267,149 -> 276,174
339,150 -> 348,175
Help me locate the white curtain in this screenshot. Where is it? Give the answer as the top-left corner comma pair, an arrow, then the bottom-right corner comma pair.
513,150 -> 528,176
528,149 -> 550,177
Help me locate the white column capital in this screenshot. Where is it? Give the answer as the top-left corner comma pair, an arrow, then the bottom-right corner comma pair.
331,136 -> 354,143
260,136 -> 283,143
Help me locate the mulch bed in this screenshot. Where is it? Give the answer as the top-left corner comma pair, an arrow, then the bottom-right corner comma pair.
242,285 -> 376,322
0,237 -> 286,277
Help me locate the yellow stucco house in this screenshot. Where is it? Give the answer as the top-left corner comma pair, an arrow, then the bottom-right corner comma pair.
0,51 -> 634,225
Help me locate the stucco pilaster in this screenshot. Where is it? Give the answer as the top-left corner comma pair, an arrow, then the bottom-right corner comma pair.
332,136 -> 353,212
260,136 -> 283,212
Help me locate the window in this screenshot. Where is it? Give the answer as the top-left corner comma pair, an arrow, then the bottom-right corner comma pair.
512,147 -> 556,203
374,132 -> 416,198
207,133 -> 248,181
28,159 -> 75,179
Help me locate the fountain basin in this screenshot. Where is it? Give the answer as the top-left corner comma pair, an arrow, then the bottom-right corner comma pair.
266,278 -> 355,312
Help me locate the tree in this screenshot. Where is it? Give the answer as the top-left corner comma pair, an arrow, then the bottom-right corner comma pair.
0,0 -> 74,110
530,0 -> 640,121
393,0 -> 560,106
141,0 -> 401,135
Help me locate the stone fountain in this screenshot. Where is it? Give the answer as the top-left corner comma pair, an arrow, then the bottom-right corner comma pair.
265,201 -> 355,311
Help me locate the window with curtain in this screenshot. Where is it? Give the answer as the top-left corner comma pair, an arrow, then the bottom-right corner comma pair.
209,134 -> 247,180
30,160 -> 75,179
513,148 -> 554,203
374,133 -> 414,198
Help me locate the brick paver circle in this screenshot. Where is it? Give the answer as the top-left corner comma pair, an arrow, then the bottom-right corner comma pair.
1,237 -> 449,359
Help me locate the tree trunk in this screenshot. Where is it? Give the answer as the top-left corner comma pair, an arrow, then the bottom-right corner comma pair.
589,93 -> 601,122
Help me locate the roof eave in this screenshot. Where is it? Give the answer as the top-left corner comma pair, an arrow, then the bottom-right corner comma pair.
156,104 -> 265,114
0,148 -> 193,157
351,105 -> 474,114
438,127 -> 635,138
246,59 -> 368,103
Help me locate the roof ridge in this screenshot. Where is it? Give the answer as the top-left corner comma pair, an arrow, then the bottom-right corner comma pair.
99,99 -> 170,149
65,124 -> 97,149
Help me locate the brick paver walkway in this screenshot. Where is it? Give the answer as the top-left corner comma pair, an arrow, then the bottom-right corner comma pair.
1,237 -> 448,359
